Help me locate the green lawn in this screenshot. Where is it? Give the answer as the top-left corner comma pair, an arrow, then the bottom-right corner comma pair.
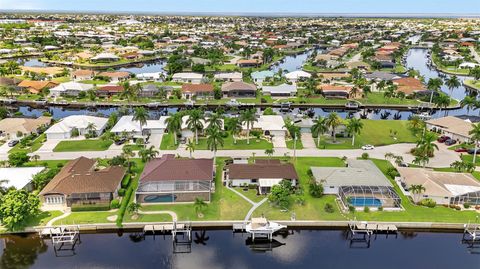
195,134 -> 273,150
54,211 -> 116,225
464,79 -> 480,91
9,134 -> 46,154
315,120 -> 418,149
159,133 -> 179,150
286,139 -> 303,150
233,187 -> 266,203
23,210 -> 63,228
53,139 -> 113,152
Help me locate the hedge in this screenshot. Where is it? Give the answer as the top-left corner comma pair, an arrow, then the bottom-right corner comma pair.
121,174 -> 131,188
116,186 -> 134,226
71,203 -> 110,212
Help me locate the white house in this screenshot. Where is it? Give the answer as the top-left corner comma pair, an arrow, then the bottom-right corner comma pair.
171,72 -> 204,84
0,167 -> 45,191
45,115 -> 108,140
285,70 -> 311,82
214,72 -> 243,82
49,82 -> 94,97
110,116 -> 167,138
262,83 -> 297,97
246,115 -> 286,137
136,72 -> 165,82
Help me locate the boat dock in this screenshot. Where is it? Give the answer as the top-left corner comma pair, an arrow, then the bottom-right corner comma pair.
463,222 -> 480,242
143,221 -> 192,241
348,219 -> 398,247
38,225 -> 81,253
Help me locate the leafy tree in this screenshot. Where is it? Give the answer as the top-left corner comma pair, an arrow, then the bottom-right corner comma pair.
268,180 -> 293,209
225,117 -> 242,144
8,151 -> 30,166
308,180 -> 323,198
127,202 -> 142,217
0,189 -> 40,230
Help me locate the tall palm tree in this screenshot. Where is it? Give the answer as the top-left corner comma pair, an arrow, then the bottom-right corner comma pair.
194,197 -> 207,217
206,126 -> 224,163
426,78 -> 443,105
469,123 -> 480,164
346,118 -> 363,146
416,132 -> 439,162
408,115 -> 425,134
86,122 -> 97,137
186,139 -> 195,158
311,116 -> 328,147
461,96 -> 476,115
265,148 -> 274,157
325,112 -> 342,143
226,117 -> 243,144
165,113 -> 182,145
186,109 -> 204,144
206,112 -> 223,130
122,146 -> 135,172
408,184 -> 426,204
133,107 -> 149,137
445,75 -> 460,102
433,94 -> 450,117
240,108 -> 258,145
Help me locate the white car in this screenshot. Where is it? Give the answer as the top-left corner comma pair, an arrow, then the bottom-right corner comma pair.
361,145 -> 375,150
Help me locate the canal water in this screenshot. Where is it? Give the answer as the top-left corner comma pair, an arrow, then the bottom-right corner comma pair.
0,230 -> 478,269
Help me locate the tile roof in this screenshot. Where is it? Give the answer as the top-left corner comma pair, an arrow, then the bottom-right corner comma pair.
140,155 -> 214,182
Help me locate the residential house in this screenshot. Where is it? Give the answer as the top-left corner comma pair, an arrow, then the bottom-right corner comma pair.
181,83 -> 214,99
91,52 -> 120,63
17,80 -> 58,94
221,81 -> 257,97
98,71 -> 131,82
236,59 -> 261,68
425,116 -> 473,143
135,155 -> 214,203
285,70 -> 312,82
214,72 -> 243,82
49,81 -> 94,97
172,72 -> 204,84
251,70 -> 274,85
45,115 -> 108,139
72,70 -> 95,81
97,85 -> 124,97
0,116 -> 52,139
262,83 -> 297,97
110,115 -> 167,138
317,84 -> 355,99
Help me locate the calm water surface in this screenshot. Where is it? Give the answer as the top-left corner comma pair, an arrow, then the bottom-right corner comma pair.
0,230 -> 478,269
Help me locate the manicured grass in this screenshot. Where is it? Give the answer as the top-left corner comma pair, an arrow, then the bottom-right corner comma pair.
23,159 -> 68,169
23,210 -> 63,228
123,213 -> 172,223
233,187 -> 266,203
9,134 -> 46,154
137,158 -> 251,221
316,120 -> 418,149
159,133 -> 179,150
55,211 -> 116,225
123,144 -> 145,151
53,139 -> 113,152
286,138 -> 303,150
195,134 -> 273,150
464,79 -> 480,91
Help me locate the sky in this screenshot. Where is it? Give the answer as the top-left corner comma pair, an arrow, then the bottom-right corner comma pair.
0,0 -> 479,15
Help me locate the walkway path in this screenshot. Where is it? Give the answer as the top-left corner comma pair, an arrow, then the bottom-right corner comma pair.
469,47 -> 480,64
46,211 -> 71,226
301,133 -> 317,149
138,210 -> 178,221
244,198 -> 268,222
226,186 -> 255,205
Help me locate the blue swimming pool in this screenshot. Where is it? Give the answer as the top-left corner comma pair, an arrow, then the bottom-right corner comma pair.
144,194 -> 176,203
349,197 -> 382,207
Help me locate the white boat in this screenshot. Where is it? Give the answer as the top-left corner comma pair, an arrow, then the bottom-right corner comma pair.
245,217 -> 286,238
416,112 -> 432,120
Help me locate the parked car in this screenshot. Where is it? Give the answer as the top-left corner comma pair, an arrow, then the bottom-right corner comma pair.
115,138 -> 127,145
361,145 -> 375,150
445,139 -> 457,146
437,135 -> 450,143
454,147 -> 468,153
7,140 -> 19,147
468,148 -> 480,155
399,162 -> 409,167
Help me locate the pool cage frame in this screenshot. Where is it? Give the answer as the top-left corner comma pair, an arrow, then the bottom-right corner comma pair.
450,191 -> 480,205
339,185 -> 401,208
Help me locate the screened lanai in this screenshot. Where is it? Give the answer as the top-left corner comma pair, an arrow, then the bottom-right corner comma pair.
339,185 -> 402,208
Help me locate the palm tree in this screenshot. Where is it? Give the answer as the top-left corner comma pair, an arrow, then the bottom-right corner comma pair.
426,78 -> 443,106
416,132 -> 439,158
31,154 -> 40,163
413,155 -> 430,169
311,116 -> 328,147
122,146 -> 135,172
194,197 -> 207,217
206,112 -> 223,130
206,126 -> 224,163
139,146 -> 158,163
433,94 -> 450,117
408,115 -> 425,134
469,123 -> 480,164
265,148 -> 274,157
165,113 -> 183,145
346,118 -> 363,146
86,122 -> 97,137
445,75 -> 460,102
186,139 -> 195,158
227,117 -> 243,144
461,96 -> 476,115
186,109 -> 204,144
408,184 -> 426,204
127,202 -> 142,218
240,108 -> 258,145
133,107 -> 149,137
325,112 -> 342,143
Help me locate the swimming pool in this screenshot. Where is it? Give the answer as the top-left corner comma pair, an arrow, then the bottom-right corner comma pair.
144,194 -> 176,203
348,197 -> 382,207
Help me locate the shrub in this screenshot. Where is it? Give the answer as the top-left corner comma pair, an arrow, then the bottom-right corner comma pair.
117,187 -> 134,226
361,153 -> 369,160
348,205 -> 356,212
308,180 -> 323,198
110,199 -> 120,209
378,206 -> 384,211
363,206 -> 370,213
71,203 -> 110,212
121,174 -> 131,188
324,203 -> 335,213
261,97 -> 267,103
420,198 -> 436,208
8,151 -> 30,166
463,203 -> 470,209
118,188 -> 126,197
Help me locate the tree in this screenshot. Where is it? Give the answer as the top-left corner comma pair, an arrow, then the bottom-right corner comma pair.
268,180 -> 293,209
408,115 -> 425,134
165,113 -> 183,145
469,66 -> 480,81
127,202 -> 142,217
194,197 -> 207,217
408,184 -> 426,204
186,109 -> 204,144
325,112 -> 342,143
433,94 -> 450,116
240,108 -> 257,145
31,154 -> 40,163
226,117 -> 242,144
416,132 -> 439,160
346,118 -> 363,146
265,148 -> 274,157
122,146 -> 135,172
138,146 -> 158,163
0,189 -> 40,230
469,123 -> 480,164
206,112 -> 223,130
445,75 -> 460,102
308,180 -> 323,198
461,96 -> 476,115
8,151 -> 29,166
85,122 -> 97,138
186,139 -> 195,158
133,107 -> 149,137
311,116 -> 328,147
426,78 -> 443,105
206,126 -> 224,163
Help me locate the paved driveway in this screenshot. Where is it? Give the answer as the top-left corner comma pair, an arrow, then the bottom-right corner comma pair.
148,134 -> 164,149
35,139 -> 62,153
0,141 -> 12,154
301,133 -> 317,149
272,136 -> 286,148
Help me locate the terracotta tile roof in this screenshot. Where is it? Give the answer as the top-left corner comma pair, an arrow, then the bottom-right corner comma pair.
393,77 -> 426,95
317,84 -> 353,92
17,80 -> 58,92
140,155 -> 214,182
181,83 -> 214,93
72,70 -> 95,76
227,160 -> 298,180
98,71 -> 131,78
39,157 -> 125,196
98,85 -> 124,93
221,81 -> 256,92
